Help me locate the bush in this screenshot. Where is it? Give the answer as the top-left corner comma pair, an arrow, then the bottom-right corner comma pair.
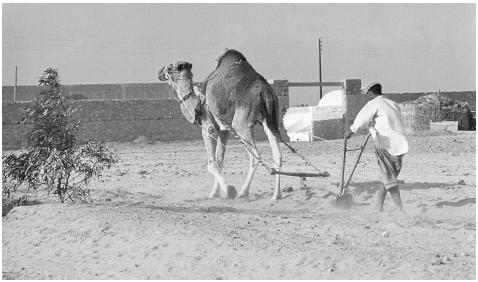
2,68 -> 117,203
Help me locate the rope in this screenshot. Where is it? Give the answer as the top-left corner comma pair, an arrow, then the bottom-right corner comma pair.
311,135 -> 343,148
237,135 -> 277,174
277,134 -> 324,174
204,60 -> 244,83
164,69 -> 197,122
165,65 -> 326,179
254,120 -> 328,175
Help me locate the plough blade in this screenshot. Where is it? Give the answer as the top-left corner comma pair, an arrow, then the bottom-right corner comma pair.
270,169 -> 329,178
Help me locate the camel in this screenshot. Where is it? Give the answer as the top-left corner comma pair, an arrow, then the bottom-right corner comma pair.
158,49 -> 283,200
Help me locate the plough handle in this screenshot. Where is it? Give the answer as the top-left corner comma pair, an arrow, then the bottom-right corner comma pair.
338,137 -> 348,195
344,134 -> 371,188
339,133 -> 371,195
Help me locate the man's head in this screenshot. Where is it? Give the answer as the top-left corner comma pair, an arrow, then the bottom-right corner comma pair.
362,82 -> 382,97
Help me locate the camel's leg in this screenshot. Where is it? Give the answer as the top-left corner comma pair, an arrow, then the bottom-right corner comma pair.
235,127 -> 260,198
209,178 -> 221,198
210,130 -> 230,197
263,121 -> 283,200
202,124 -> 220,197
202,124 -> 235,198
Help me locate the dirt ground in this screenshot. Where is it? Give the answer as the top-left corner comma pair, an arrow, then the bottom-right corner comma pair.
2,131 -> 476,279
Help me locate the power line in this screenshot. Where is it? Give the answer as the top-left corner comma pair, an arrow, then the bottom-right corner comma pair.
4,30 -> 473,57
4,37 -> 472,60
323,42 -> 474,60
323,37 -> 474,59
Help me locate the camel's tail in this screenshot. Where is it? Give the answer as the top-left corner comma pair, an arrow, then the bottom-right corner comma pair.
260,80 -> 281,137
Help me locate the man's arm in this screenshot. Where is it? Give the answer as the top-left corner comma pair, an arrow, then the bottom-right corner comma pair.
346,101 -> 378,138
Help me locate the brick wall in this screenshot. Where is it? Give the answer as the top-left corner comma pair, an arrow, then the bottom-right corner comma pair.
2,83 -> 174,102
343,94 -> 373,133
309,79 -> 371,141
2,99 -> 201,150
311,106 -> 344,141
309,95 -> 371,141
2,80 -> 289,103
2,80 -> 289,150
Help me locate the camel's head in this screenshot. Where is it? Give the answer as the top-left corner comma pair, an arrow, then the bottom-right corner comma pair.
158,61 -> 194,102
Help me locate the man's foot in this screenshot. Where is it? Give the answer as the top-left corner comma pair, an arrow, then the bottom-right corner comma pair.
374,202 -> 385,212
376,184 -> 387,212
398,208 -> 409,217
387,207 -> 409,217
376,205 -> 384,212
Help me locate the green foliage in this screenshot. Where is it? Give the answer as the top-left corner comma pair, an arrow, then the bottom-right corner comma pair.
2,68 -> 117,203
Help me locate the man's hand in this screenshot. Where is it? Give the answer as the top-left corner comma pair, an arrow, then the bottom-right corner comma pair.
344,128 -> 354,139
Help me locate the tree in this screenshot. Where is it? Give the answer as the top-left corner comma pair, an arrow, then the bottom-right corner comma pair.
2,68 -> 117,203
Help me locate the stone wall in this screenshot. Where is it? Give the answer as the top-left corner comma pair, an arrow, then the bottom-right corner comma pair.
385,91 -> 476,111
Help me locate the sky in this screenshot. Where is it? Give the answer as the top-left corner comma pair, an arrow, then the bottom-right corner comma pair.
2,3 -> 476,105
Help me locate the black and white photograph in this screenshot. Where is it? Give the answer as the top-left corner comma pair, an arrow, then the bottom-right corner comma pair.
2,2 -> 476,280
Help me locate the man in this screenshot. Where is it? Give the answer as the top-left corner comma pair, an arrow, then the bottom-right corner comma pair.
344,82 -> 409,213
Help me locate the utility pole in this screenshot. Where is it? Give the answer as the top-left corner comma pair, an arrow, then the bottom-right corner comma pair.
13,66 -> 18,103
318,37 -> 323,100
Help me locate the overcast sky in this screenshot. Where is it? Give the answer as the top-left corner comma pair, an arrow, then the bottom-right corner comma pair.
2,3 -> 476,105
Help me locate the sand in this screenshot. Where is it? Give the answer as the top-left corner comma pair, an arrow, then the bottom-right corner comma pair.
2,131 -> 475,279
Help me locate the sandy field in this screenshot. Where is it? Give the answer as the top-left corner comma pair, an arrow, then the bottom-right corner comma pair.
2,131 -> 476,279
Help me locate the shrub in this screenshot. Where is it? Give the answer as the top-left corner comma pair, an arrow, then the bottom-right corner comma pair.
2,68 -> 117,203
